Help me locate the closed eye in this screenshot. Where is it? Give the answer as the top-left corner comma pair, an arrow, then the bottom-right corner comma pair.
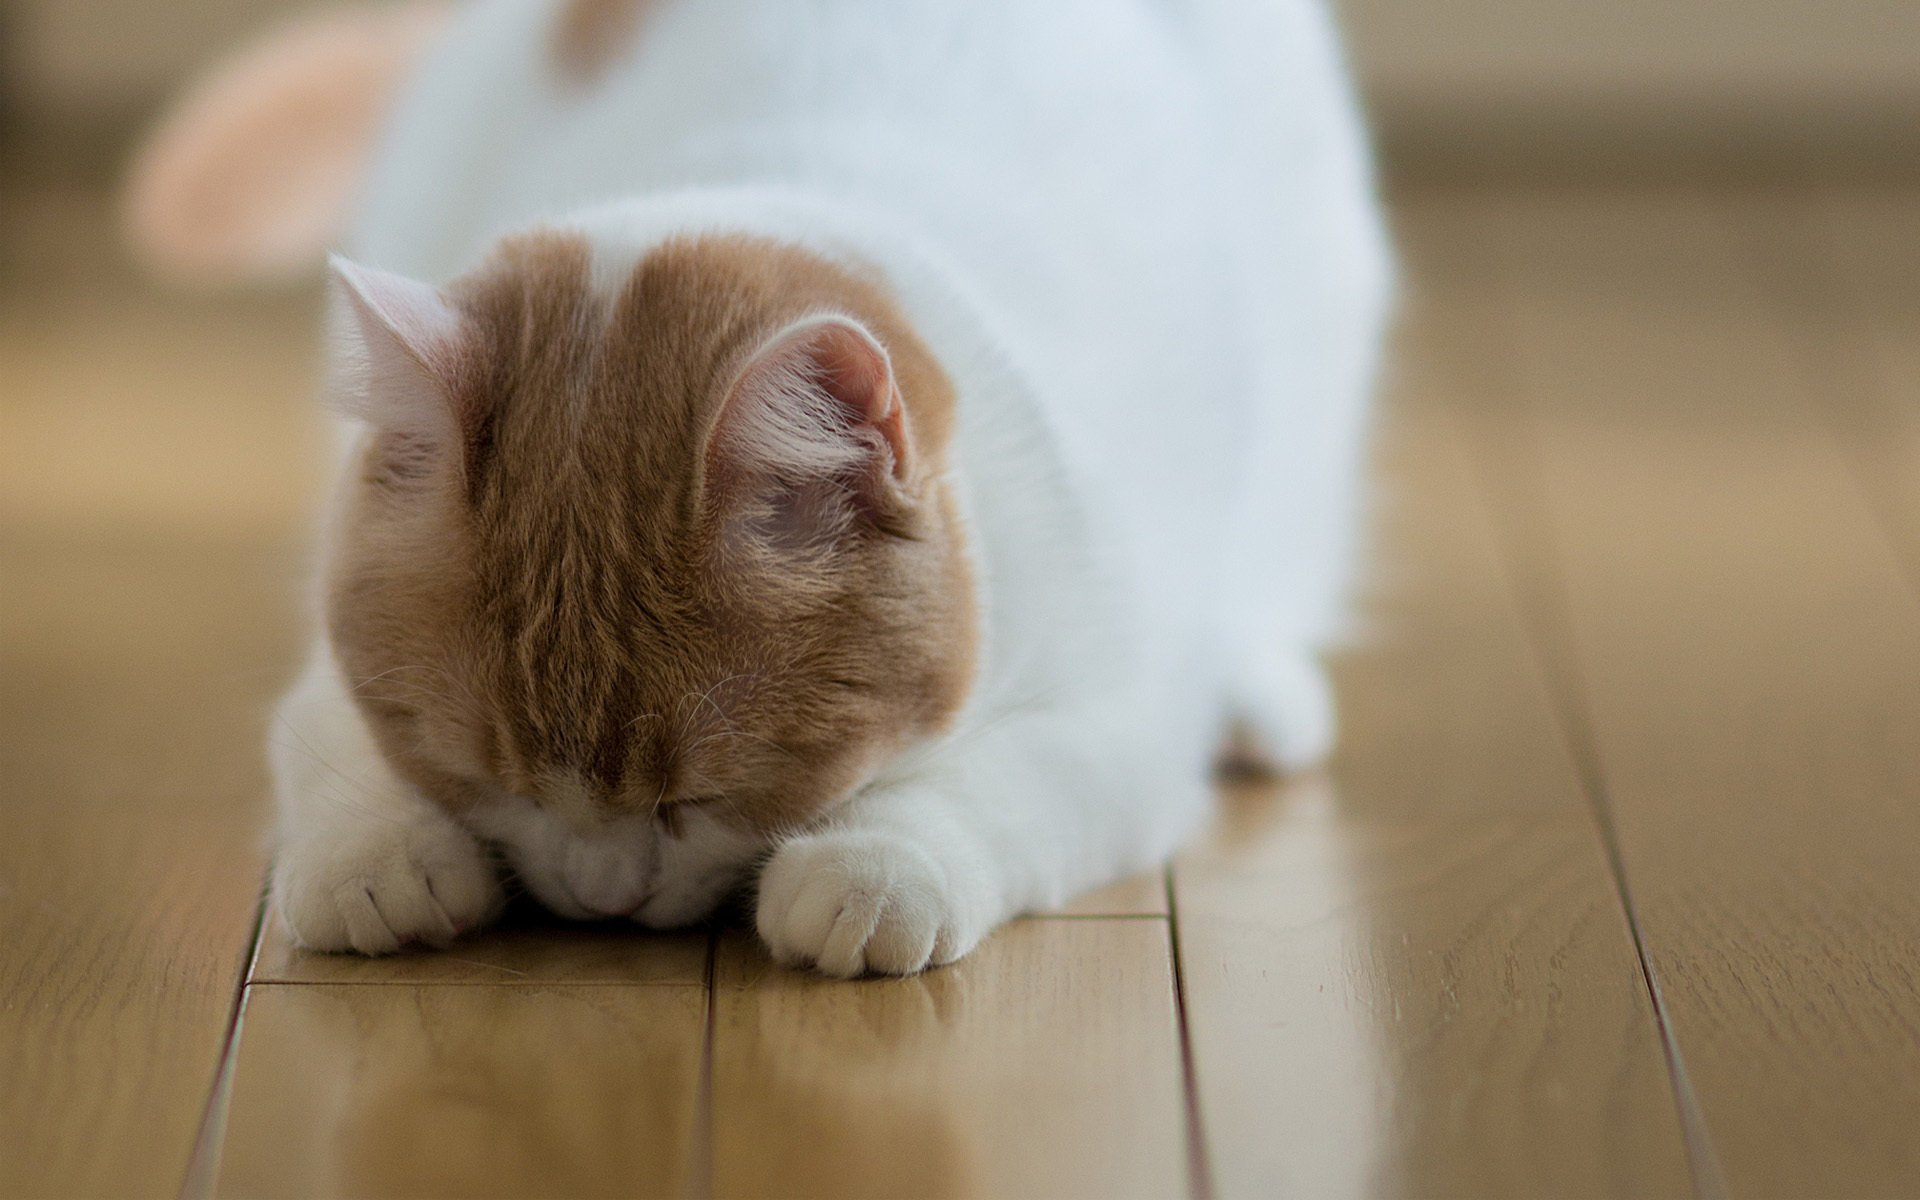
652,795 -> 722,838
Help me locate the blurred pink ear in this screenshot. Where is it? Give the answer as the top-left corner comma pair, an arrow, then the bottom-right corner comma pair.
122,2 -> 451,288
327,256 -> 471,438
717,315 -> 913,487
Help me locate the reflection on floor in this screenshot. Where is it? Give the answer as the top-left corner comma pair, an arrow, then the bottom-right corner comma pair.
6,183 -> 1920,1198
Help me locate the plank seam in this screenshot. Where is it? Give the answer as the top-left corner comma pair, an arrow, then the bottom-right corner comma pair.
175,875 -> 269,1200
1447,396 -> 1729,1200
684,922 -> 719,1200
1162,865 -> 1216,1200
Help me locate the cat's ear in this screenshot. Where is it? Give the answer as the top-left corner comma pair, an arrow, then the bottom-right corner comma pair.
709,315 -> 918,542
326,256 -> 473,443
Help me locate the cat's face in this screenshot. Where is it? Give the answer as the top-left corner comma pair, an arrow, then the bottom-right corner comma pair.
322,231 -> 977,924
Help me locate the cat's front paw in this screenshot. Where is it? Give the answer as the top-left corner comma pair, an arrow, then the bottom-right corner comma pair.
273,816 -> 503,955
756,831 -> 987,977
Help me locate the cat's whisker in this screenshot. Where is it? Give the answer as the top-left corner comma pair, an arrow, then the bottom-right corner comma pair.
621,709 -> 666,735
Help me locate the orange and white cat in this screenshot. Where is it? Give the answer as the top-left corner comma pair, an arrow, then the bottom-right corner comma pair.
134,0 -> 1390,975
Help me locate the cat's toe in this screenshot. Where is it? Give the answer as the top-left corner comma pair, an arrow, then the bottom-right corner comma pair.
337,869 -> 451,954
417,843 -> 505,936
756,831 -> 975,977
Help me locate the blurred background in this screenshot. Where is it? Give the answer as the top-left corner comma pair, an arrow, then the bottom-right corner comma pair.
6,0 -> 1920,184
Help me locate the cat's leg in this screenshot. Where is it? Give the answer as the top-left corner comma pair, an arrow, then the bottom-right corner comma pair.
757,696 -> 1205,976
1215,406 -> 1357,774
268,646 -> 504,953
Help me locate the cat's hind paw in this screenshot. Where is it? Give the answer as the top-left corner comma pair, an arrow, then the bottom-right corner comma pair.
273,818 -> 503,955
755,831 -> 985,977
1228,648 -> 1336,773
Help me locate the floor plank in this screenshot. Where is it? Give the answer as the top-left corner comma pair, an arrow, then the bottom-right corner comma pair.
0,538 -> 290,1198
1759,188 -> 1920,578
210,982 -> 707,1200
0,190 -> 321,1197
1034,869 -> 1167,917
1172,323 -> 1694,1198
709,919 -> 1189,1200
250,908 -> 712,986
1430,187 -> 1920,1198
1179,802 -> 1688,1200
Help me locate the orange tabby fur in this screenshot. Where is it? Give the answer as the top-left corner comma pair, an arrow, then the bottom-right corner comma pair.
327,233 -> 978,841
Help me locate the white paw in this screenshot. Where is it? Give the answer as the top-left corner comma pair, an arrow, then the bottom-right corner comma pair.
273,817 -> 503,955
756,831 -> 985,977
1234,649 -> 1336,772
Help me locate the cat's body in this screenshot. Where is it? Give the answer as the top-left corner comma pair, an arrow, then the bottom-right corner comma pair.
267,0 -> 1390,974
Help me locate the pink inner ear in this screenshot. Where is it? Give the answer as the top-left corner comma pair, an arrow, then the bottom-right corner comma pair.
807,320 -> 912,480
328,256 -> 471,436
720,316 -> 912,489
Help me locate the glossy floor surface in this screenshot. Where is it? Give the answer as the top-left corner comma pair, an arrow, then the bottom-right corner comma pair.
6,184 -> 1920,1198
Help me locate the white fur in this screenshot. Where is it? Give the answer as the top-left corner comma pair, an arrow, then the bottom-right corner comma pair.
270,651 -> 504,953
273,0 -> 1392,972
324,256 -> 470,437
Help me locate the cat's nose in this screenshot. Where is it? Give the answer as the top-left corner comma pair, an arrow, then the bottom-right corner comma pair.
562,837 -> 652,916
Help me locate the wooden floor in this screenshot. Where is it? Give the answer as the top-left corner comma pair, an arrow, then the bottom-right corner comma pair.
6,183 -> 1920,1198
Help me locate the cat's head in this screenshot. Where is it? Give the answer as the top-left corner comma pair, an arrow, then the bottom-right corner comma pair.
321,230 -> 978,925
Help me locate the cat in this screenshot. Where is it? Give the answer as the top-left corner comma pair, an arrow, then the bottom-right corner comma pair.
144,0 -> 1391,975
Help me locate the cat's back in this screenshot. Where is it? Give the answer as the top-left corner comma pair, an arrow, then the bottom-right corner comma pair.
354,0 -> 1364,287
357,0 -> 1381,478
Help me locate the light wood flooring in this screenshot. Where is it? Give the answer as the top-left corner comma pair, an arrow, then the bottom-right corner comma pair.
5,183 -> 1920,1198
